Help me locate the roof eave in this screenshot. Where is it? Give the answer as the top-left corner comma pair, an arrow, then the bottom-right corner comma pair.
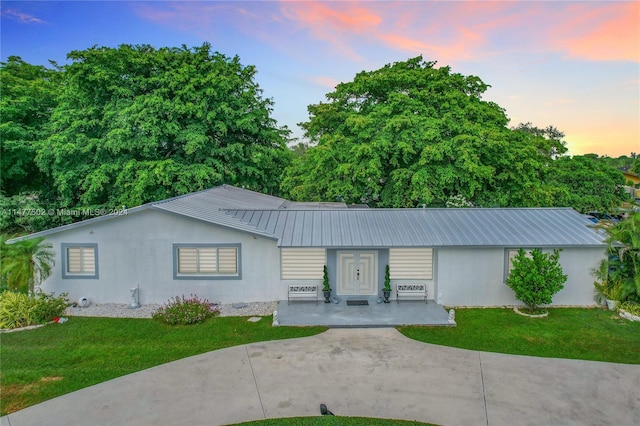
6,204 -> 150,244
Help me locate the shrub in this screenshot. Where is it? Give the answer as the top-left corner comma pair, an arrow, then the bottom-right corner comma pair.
0,290 -> 68,329
619,301 -> 640,316
32,290 -> 69,324
152,295 -> 219,325
506,248 -> 567,314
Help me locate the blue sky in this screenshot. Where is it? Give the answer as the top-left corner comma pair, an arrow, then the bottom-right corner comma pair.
2,1 -> 638,157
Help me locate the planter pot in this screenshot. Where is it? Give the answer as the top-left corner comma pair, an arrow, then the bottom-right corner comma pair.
605,299 -> 618,311
382,289 -> 391,303
323,290 -> 332,303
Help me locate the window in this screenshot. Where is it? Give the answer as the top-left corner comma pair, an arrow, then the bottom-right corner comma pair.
389,248 -> 433,280
281,248 -> 326,279
62,243 -> 99,279
173,244 -> 241,279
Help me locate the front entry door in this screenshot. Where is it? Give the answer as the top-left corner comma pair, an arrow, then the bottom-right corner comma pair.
337,251 -> 377,296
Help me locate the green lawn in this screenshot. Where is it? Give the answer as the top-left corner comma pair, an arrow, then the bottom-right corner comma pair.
0,315 -> 325,415
400,308 -> 640,364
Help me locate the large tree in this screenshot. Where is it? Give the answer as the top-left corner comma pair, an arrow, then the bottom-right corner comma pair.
546,155 -> 626,213
0,57 -> 59,196
36,44 -> 291,210
281,57 -> 562,207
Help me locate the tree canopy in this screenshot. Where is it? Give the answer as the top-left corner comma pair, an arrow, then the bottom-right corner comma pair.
281,57 -> 569,207
546,154 -> 626,213
35,43 -> 291,210
281,57 -> 627,211
0,56 -> 59,196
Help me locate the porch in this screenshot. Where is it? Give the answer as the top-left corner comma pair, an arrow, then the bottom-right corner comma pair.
275,298 -> 454,327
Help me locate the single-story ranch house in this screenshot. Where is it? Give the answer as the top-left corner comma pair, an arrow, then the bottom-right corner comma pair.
15,185 -> 606,307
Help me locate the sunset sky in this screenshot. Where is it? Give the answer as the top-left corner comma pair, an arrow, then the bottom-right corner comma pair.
2,1 -> 638,157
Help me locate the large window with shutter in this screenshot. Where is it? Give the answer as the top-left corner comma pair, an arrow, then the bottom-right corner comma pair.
389,248 -> 433,280
62,243 -> 99,279
173,244 -> 241,279
280,248 -> 326,279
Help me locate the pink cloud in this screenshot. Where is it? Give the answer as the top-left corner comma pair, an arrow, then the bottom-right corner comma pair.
278,1 -> 639,64
309,75 -> 340,90
132,1 -> 639,65
549,2 -> 640,62
1,8 -> 47,24
279,1 -> 384,60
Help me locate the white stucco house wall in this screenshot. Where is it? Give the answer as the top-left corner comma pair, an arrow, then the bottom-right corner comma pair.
11,185 -> 606,307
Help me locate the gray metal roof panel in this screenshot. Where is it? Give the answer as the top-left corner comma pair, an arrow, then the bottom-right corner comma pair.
225,208 -> 605,248
12,184 -> 605,249
152,185 -> 286,211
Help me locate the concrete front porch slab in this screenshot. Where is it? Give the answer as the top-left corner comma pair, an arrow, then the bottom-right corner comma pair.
275,298 -> 452,327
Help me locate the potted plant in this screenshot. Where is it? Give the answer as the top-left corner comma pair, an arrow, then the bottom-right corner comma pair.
593,259 -> 626,311
322,265 -> 331,303
382,265 -> 392,303
603,282 -> 625,311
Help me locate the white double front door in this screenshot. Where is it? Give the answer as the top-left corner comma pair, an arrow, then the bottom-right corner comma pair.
337,251 -> 378,296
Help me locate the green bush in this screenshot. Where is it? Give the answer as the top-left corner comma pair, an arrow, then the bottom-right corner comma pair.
152,295 -> 219,325
506,248 -> 567,314
0,290 -> 68,329
619,301 -> 640,316
32,291 -> 69,324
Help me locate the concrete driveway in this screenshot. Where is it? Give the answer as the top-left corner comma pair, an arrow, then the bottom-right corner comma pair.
2,328 -> 638,426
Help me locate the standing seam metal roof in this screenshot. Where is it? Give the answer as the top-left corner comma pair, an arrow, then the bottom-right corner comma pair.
10,185 -> 606,248
224,208 -> 605,248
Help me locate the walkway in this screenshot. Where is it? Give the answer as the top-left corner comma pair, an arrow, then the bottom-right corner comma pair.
2,328 -> 638,426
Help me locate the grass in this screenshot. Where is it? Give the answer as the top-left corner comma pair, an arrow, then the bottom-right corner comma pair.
399,308 -> 640,364
0,315 -> 325,415
234,417 -> 434,425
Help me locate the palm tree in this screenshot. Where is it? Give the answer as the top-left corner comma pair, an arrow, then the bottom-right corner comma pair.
597,213 -> 640,303
1,235 -> 55,295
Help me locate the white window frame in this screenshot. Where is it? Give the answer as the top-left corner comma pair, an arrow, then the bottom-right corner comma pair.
61,243 -> 99,279
173,243 -> 241,280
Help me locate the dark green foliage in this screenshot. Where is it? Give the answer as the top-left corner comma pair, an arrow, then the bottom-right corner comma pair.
281,57 -> 569,208
152,294 -> 219,325
384,265 -> 391,291
283,57 -> 511,207
632,158 -> 640,175
322,265 -> 330,291
0,193 -> 72,235
546,155 -> 626,213
35,43 -> 291,212
505,249 -> 567,313
0,57 -> 59,196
